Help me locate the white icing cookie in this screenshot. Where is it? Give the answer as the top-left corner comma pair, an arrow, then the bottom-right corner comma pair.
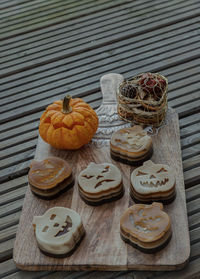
78,163 -> 123,205
130,160 -> 176,204
33,207 -> 85,257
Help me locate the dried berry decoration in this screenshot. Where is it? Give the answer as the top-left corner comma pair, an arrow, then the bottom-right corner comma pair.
139,73 -> 167,100
117,73 -> 168,127
119,82 -> 137,98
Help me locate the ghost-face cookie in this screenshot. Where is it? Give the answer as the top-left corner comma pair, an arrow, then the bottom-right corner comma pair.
33,207 -> 85,257
110,126 -> 153,166
28,157 -> 74,199
130,160 -> 176,204
120,202 -> 172,253
78,163 -> 124,205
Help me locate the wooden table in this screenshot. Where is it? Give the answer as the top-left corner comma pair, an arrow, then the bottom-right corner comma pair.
0,0 -> 200,278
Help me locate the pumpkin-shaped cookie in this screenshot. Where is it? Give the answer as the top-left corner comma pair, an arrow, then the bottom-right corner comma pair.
120,202 -> 172,253
39,95 -> 99,150
78,162 -> 124,205
130,160 -> 176,204
33,207 -> 85,257
28,157 -> 74,199
110,126 -> 153,165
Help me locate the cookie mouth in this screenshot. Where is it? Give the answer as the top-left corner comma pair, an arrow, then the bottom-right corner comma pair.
140,178 -> 169,187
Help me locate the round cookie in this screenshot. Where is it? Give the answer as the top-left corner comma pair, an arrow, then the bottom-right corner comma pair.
78,162 -> 124,205
120,202 -> 172,253
33,207 -> 85,257
130,160 -> 176,204
28,157 -> 74,199
110,126 -> 153,166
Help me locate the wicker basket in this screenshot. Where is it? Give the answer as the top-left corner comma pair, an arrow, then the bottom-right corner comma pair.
117,73 -> 168,127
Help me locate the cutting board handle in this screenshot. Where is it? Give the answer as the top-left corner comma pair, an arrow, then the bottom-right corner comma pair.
100,73 -> 124,104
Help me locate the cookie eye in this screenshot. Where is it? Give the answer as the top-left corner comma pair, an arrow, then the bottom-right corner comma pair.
82,175 -> 94,179
136,171 -> 148,176
42,226 -> 49,232
53,223 -> 59,227
50,214 -> 56,220
102,166 -> 110,173
157,168 -> 167,173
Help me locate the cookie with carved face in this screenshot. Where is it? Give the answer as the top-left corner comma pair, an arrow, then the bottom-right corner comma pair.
33,207 -> 85,257
110,126 -> 153,166
120,202 -> 172,253
130,160 -> 176,204
28,157 -> 74,199
78,163 -> 124,205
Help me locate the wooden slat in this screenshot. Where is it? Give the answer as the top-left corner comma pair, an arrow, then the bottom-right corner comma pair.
1,3 -> 199,70
1,19 -> 199,89
1,6 -> 200,78
0,238 -> 14,262
0,0 -> 130,39
183,155 -> 200,171
179,113 -> 200,128
0,199 -> 24,219
187,198 -> 200,216
0,176 -> 27,195
0,211 -> 21,231
1,0 -> 198,45
0,0 -> 200,278
184,167 -> 200,188
0,0 -> 93,20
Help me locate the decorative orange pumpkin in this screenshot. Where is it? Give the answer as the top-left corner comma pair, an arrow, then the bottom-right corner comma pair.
39,95 -> 99,150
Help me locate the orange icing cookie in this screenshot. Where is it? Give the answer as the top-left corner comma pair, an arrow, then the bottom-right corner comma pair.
28,157 -> 74,199
120,202 -> 172,253
110,126 -> 153,166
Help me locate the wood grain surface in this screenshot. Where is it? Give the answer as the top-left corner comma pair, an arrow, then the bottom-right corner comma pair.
13,74 -> 190,271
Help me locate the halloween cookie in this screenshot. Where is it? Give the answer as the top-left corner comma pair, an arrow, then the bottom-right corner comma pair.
120,202 -> 172,253
28,157 -> 74,199
130,160 -> 176,204
78,162 -> 124,205
110,126 -> 153,166
33,207 -> 85,257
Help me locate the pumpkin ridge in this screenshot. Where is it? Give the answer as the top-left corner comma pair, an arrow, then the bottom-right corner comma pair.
85,117 -> 98,133
52,122 -> 85,130
39,95 -> 98,150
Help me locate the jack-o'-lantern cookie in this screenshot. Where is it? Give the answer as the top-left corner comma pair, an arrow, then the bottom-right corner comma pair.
130,160 -> 176,204
120,202 -> 172,253
78,162 -> 123,205
110,126 -> 153,166
28,157 -> 74,199
33,207 -> 85,257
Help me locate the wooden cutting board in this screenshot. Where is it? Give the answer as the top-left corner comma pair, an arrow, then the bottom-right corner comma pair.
13,73 -> 190,271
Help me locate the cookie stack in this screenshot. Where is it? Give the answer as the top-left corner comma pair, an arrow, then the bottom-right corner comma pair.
28,157 -> 74,199
33,207 -> 85,257
120,202 -> 172,253
130,160 -> 176,204
78,162 -> 124,205
110,126 -> 153,166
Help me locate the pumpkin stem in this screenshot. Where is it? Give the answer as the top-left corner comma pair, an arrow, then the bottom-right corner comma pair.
62,95 -> 72,114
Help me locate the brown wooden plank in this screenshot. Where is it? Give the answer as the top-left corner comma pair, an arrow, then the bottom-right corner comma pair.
13,74 -> 190,271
